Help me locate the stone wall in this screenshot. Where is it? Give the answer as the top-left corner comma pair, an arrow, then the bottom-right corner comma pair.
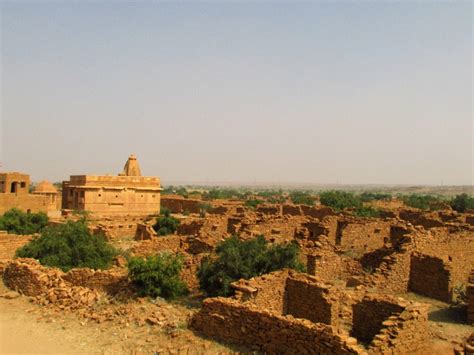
351,295 -> 405,344
232,270 -> 289,314
191,298 -> 363,354
367,301 -> 430,354
134,223 -> 157,240
62,267 -> 128,295
161,197 -> 201,214
3,258 -> 129,296
468,270 -> 474,324
408,252 -> 452,302
3,258 -> 61,296
0,233 -> 32,260
0,193 -> 59,214
285,274 -> 340,326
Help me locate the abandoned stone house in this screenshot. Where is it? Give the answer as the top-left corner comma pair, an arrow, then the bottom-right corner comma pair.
0,173 -> 60,215
62,155 -> 162,216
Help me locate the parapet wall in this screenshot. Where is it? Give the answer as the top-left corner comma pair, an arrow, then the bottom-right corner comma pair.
191,297 -> 363,354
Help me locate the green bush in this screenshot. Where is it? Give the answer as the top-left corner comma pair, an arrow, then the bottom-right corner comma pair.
153,215 -> 180,236
319,191 -> 362,211
244,199 -> 264,209
15,220 -> 117,271
401,194 -> 443,211
450,194 -> 474,213
354,206 -> 381,218
197,235 -> 305,297
160,207 -> 172,217
359,192 -> 392,202
0,208 -> 48,235
128,253 -> 188,299
289,191 -> 316,206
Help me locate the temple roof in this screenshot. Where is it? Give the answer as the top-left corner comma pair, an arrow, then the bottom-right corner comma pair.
121,154 -> 142,176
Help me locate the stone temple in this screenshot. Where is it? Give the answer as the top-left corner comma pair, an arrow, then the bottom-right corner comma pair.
62,155 -> 162,216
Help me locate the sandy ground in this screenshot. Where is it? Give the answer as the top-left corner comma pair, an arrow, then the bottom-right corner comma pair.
0,282 -> 233,355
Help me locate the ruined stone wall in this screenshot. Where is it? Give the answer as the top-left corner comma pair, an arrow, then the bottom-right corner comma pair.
62,267 -> 128,295
255,204 -> 282,216
468,270 -> 474,324
134,223 -> 157,240
399,210 -> 444,229
191,298 -> 363,354
301,206 -> 336,219
367,302 -> 430,354
3,258 -> 129,296
283,204 -> 302,216
161,197 -> 201,214
306,251 -> 364,282
408,253 -> 452,302
232,270 -> 289,314
3,258 -> 61,296
352,295 -> 405,344
338,220 -> 391,253
131,236 -> 189,256
363,250 -> 411,294
285,274 -> 340,326
0,233 -> 31,261
177,219 -> 204,236
0,193 -> 59,214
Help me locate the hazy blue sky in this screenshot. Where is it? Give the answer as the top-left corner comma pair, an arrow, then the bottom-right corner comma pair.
0,2 -> 472,185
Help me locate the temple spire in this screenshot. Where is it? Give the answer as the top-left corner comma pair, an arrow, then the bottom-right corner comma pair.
121,154 -> 142,176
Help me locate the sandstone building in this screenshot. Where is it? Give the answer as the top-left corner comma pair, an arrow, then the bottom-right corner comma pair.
62,155 -> 162,216
0,173 -> 60,215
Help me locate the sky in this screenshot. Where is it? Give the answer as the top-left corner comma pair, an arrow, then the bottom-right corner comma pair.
0,1 -> 472,186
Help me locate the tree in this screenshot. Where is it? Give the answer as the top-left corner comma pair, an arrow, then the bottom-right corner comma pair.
401,194 -> 444,211
0,208 -> 48,235
16,219 -> 117,271
128,253 -> 188,299
153,215 -> 180,236
197,235 -> 305,297
451,193 -> 474,213
319,191 -> 362,211
289,191 -> 316,205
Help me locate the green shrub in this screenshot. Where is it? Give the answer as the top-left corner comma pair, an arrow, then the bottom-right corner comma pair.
354,206 -> 381,218
450,194 -> 474,213
128,253 -> 188,299
289,191 -> 316,205
319,191 -> 362,211
160,207 -> 172,217
153,215 -> 180,236
401,194 -> 443,210
197,235 -> 305,297
359,192 -> 392,202
15,220 -> 117,271
0,208 -> 48,235
244,199 -> 264,209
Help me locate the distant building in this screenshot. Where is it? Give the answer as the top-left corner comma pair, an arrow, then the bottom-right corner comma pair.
0,173 -> 60,215
62,154 -> 162,216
